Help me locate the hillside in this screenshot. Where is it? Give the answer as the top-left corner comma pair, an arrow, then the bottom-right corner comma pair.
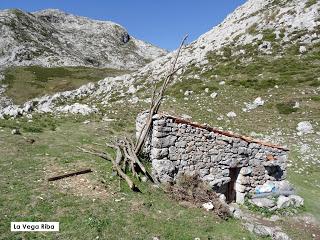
0,0 -> 320,239
0,8 -> 167,106
0,8 -> 167,69
2,0 -> 319,119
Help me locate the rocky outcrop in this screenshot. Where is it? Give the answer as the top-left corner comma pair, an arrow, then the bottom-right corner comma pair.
134,0 -> 320,83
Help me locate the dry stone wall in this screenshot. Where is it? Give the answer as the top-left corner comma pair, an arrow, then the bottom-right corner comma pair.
136,112 -> 288,203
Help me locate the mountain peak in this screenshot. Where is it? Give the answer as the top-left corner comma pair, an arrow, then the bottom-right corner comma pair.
0,8 -> 167,69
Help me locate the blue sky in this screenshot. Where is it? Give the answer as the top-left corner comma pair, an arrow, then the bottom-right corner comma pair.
0,0 -> 246,50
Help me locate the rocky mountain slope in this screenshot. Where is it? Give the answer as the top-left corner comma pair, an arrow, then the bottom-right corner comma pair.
2,0 -> 319,117
2,0 -> 319,181
0,8 -> 167,70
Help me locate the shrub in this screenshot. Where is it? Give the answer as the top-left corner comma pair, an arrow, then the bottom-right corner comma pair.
276,102 -> 298,114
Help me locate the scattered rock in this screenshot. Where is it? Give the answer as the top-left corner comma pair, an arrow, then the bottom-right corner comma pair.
258,41 -> 272,54
299,144 -> 310,154
276,195 -> 304,209
240,167 -> 252,176
246,223 -> 274,237
293,102 -> 300,109
210,92 -> 218,99
102,116 -> 114,122
202,202 -> 214,211
288,195 -> 304,207
227,111 -> 237,118
233,209 -> 243,219
296,121 -> 313,135
11,128 -> 21,135
243,97 -> 265,112
128,85 -> 137,94
299,46 -> 307,54
56,103 -> 97,115
184,90 -> 193,96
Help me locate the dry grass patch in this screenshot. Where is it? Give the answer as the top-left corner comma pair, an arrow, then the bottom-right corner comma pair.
166,174 -> 230,219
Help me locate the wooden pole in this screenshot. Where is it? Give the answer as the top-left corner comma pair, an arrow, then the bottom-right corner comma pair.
135,35 -> 188,155
48,169 -> 92,181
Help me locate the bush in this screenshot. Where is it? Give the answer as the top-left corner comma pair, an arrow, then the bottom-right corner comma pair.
276,102 -> 298,114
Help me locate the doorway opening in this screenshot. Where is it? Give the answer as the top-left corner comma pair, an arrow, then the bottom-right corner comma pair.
227,167 -> 241,203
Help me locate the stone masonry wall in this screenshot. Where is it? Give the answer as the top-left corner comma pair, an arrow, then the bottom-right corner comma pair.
136,112 -> 288,203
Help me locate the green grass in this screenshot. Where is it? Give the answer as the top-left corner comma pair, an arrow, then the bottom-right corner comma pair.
262,29 -> 277,42
3,66 -> 130,104
1,28 -> 320,239
305,0 -> 317,8
0,117 -> 262,240
311,96 -> 320,102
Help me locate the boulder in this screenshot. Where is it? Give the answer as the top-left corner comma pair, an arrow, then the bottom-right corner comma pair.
277,196 -> 293,209
277,195 -> 304,209
274,180 -> 294,192
251,198 -> 276,208
246,223 -> 274,237
288,195 -> 304,207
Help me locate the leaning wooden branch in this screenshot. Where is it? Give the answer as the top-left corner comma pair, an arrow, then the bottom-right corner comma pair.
77,146 -> 138,191
77,36 -> 187,191
135,35 -> 188,155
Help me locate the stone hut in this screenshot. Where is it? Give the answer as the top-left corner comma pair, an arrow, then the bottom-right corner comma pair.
136,111 -> 289,204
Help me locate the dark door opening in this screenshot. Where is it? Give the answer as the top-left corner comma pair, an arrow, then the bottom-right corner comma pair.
227,167 -> 241,203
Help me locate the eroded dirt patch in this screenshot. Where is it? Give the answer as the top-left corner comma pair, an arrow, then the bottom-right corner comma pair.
44,161 -> 110,200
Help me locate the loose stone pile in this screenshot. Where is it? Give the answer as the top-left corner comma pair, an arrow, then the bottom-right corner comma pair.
137,111 -> 290,204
